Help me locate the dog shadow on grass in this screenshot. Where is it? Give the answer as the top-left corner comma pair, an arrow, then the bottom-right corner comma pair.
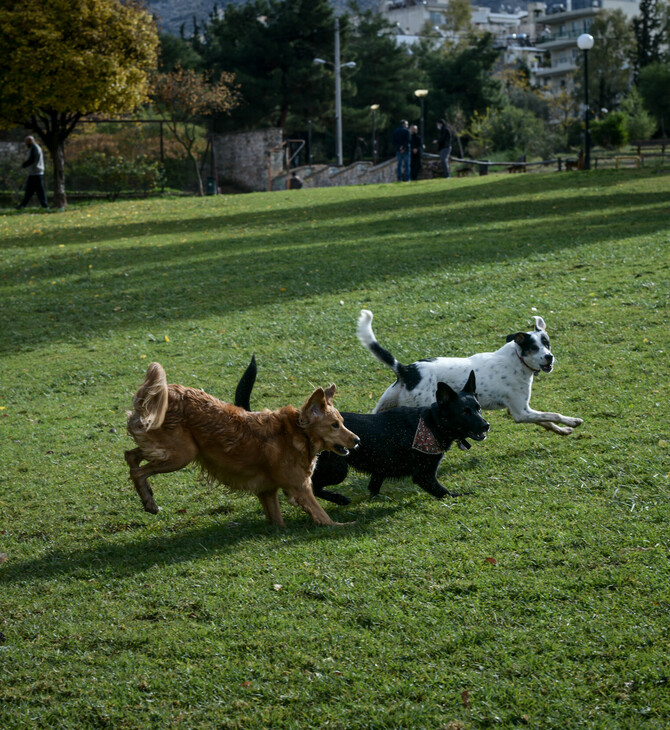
1,497 -> 402,585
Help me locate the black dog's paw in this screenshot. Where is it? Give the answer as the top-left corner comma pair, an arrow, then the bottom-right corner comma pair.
330,494 -> 351,506
313,489 -> 351,506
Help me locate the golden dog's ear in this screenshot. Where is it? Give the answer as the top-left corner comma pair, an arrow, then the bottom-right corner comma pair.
324,384 -> 336,404
299,387 -> 327,426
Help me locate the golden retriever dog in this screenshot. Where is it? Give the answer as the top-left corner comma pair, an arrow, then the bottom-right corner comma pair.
125,362 -> 359,527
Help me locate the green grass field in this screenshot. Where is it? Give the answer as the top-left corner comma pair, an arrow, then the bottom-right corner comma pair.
1,170 -> 669,729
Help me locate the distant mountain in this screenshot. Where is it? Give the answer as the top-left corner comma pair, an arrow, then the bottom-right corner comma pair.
146,0 -> 380,35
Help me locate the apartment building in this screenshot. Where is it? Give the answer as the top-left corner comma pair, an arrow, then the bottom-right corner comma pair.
533,0 -> 640,92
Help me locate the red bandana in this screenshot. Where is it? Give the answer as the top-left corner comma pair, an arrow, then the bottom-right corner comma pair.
412,417 -> 443,454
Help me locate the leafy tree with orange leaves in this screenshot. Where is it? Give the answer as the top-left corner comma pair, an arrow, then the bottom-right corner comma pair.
150,68 -> 239,196
0,0 -> 159,209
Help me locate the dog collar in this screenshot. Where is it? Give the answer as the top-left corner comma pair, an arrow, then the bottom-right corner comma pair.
412,416 -> 444,454
516,350 -> 539,375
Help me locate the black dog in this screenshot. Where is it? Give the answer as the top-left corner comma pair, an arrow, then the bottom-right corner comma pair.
234,357 -> 490,505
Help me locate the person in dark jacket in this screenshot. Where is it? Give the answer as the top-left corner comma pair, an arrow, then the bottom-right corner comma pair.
434,119 -> 452,179
409,124 -> 423,181
391,120 -> 411,182
17,136 -> 49,210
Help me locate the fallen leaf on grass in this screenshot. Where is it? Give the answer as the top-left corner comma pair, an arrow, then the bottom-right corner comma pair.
484,557 -> 497,565
0,553 -> 7,565
461,689 -> 470,708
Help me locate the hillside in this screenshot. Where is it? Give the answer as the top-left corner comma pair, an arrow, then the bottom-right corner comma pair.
147,0 -> 379,34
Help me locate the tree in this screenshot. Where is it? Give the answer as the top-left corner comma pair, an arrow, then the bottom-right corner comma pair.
542,88 -> 580,139
468,105 -> 547,157
638,61 -> 670,134
0,0 -> 159,209
620,86 -> 657,140
443,0 -> 472,32
574,10 -> 634,113
340,8 -> 421,149
151,68 -> 239,195
631,0 -> 667,80
590,111 -> 629,148
196,0 -> 336,130
416,34 -> 503,128
158,32 -> 204,72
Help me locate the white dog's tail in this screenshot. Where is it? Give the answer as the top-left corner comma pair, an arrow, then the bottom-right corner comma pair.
357,309 -> 411,382
131,362 -> 169,431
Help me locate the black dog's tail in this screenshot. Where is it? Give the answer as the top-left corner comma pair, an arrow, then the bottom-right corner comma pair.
357,309 -> 412,384
234,355 -> 257,410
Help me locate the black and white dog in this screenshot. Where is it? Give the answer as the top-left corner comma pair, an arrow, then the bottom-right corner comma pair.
357,309 -> 583,435
234,357 -> 489,505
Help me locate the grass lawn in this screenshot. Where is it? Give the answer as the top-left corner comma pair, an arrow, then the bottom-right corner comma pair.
1,169 -> 669,729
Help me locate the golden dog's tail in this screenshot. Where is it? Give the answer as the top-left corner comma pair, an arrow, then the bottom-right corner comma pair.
132,362 -> 168,431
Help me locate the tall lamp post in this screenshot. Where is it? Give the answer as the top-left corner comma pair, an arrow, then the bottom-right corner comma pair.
414,89 -> 428,150
314,18 -> 356,167
370,104 -> 379,164
577,33 -> 594,170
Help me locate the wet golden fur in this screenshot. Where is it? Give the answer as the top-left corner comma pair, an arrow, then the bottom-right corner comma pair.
125,362 -> 359,527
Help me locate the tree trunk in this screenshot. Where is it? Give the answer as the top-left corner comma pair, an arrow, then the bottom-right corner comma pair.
30,110 -> 80,210
48,141 -> 67,209
188,149 -> 204,196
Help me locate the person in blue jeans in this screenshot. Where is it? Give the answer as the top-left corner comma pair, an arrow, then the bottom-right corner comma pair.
391,120 -> 411,182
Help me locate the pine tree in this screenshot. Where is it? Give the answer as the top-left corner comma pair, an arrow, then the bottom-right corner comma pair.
631,0 -> 666,80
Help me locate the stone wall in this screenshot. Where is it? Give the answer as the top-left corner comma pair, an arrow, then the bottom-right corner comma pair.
212,129 -> 443,192
213,128 -> 283,193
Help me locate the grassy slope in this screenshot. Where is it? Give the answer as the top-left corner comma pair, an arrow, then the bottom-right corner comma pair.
1,170 -> 668,729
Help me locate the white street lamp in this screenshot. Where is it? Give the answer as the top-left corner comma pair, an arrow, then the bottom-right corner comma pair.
414,89 -> 428,152
370,104 -> 380,164
577,33 -> 594,170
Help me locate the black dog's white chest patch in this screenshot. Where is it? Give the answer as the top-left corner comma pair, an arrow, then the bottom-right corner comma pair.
412,417 -> 443,454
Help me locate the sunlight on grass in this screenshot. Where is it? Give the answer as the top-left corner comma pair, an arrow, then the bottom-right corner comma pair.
1,170 -> 669,728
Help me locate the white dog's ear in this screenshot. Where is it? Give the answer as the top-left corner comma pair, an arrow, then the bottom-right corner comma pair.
533,316 -> 547,332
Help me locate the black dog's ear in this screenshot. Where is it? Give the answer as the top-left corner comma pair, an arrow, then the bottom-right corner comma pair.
506,332 -> 526,345
463,370 -> 477,394
436,381 -> 458,403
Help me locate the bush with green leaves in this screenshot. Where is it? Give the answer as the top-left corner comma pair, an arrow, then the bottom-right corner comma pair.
621,87 -> 657,142
468,105 -> 558,159
76,151 -> 165,199
590,111 -> 629,149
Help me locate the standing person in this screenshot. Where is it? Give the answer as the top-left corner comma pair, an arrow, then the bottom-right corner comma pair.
434,119 -> 452,179
409,124 -> 423,181
16,136 -> 49,210
391,120 -> 411,182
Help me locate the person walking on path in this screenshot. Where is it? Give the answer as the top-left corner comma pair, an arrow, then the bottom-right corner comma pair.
434,119 -> 452,179
410,124 -> 423,181
17,136 -> 49,210
392,120 -> 411,182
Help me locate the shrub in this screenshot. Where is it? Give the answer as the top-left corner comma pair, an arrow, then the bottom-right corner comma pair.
590,111 -> 629,149
468,106 -> 555,158
620,87 -> 657,142
76,152 -> 165,199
